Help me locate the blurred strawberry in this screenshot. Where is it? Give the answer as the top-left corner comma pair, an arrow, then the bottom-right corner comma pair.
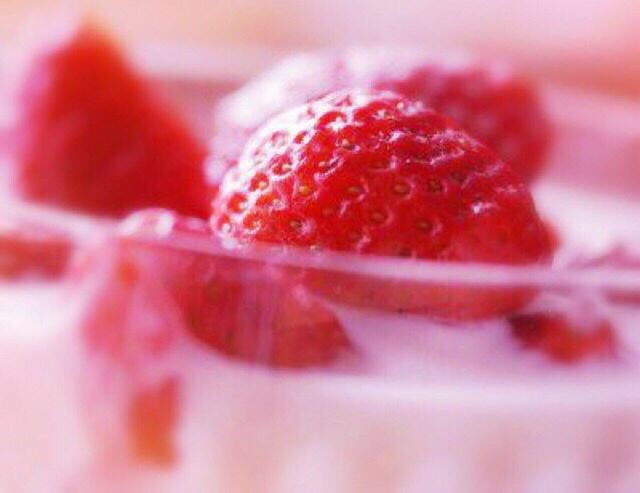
213,89 -> 551,319
509,312 -> 617,364
7,23 -> 210,218
75,209 -> 350,462
542,219 -> 561,253
120,209 -> 351,368
0,217 -> 72,279
211,49 -> 550,185
77,238 -> 183,465
127,378 -> 179,464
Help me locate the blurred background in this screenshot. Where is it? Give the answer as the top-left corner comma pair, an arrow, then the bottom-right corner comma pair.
1,0 -> 639,96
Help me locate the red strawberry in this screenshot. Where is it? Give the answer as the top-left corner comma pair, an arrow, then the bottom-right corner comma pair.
77,238 -> 184,465
212,90 -> 551,318
0,217 -> 72,279
119,209 -> 351,368
127,378 -> 179,464
75,209 -> 349,464
542,219 -> 561,254
7,23 -> 210,218
509,312 -> 617,364
211,49 -> 550,185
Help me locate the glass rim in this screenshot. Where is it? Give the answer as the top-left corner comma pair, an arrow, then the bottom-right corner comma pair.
129,230 -> 640,292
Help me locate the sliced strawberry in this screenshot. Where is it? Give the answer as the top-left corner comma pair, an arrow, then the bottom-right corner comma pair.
7,23 -> 210,218
127,378 -> 179,464
212,89 -> 551,319
0,217 -> 72,279
120,209 -> 351,368
176,268 -> 351,368
509,312 -> 617,364
75,209 -> 350,461
76,238 -> 183,465
542,219 -> 561,253
211,49 -> 550,185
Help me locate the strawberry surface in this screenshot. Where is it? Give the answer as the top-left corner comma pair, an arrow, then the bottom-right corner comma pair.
212,90 -> 551,317
7,24 -> 210,218
211,49 -> 550,185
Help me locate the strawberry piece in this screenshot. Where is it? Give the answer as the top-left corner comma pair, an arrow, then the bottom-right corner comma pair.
127,378 -> 179,464
77,238 -> 183,465
8,24 -> 210,218
542,219 -> 561,254
0,217 -> 72,279
211,49 -> 550,184
120,209 -> 351,368
212,90 -> 551,318
177,270 -> 351,368
509,312 -> 617,364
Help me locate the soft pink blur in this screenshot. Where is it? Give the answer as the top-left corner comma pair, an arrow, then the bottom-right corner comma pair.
1,0 -> 639,95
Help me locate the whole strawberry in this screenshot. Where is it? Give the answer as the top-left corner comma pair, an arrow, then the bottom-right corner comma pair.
211,49 -> 550,185
7,23 -> 210,218
212,90 -> 551,318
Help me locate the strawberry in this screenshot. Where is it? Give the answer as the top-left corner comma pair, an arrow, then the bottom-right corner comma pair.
75,209 -> 349,464
127,378 -> 179,464
212,90 -> 551,318
119,209 -> 351,368
77,237 -> 183,465
509,312 -> 617,364
7,23 -> 210,218
0,217 -> 72,279
211,49 -> 550,185
542,219 -> 561,253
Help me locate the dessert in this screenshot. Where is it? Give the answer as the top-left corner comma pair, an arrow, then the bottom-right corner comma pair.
1,21 -> 640,493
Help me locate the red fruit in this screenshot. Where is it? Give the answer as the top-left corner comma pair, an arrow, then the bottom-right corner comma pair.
8,24 -> 210,218
542,219 -> 561,253
78,238 -> 183,465
119,209 -> 351,368
0,217 -> 72,279
509,312 -> 617,364
127,378 -> 179,464
211,49 -> 550,184
212,90 -> 551,318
